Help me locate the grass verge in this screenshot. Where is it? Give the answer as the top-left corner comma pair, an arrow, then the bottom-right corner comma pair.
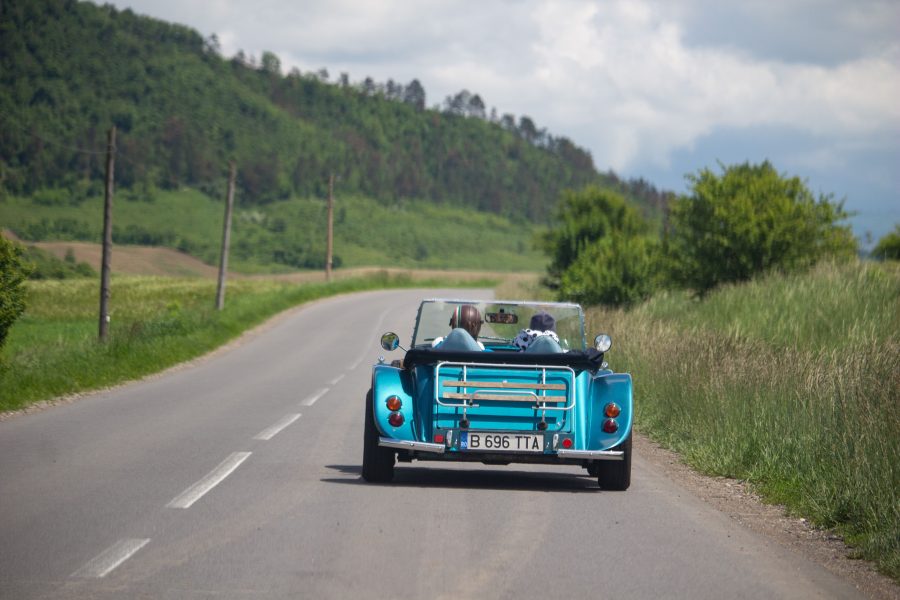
0,271 -> 497,412
585,260 -> 900,579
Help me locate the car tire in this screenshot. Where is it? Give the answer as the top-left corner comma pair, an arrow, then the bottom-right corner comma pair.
597,434 -> 631,490
362,388 -> 395,482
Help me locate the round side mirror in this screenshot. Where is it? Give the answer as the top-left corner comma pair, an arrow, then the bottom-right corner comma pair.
594,334 -> 612,353
380,332 -> 401,352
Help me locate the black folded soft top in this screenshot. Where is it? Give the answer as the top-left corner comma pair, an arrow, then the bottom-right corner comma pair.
402,347 -> 605,372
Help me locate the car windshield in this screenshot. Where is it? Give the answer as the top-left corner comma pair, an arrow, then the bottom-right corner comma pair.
412,299 -> 586,351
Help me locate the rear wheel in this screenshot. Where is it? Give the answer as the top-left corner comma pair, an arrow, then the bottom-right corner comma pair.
597,434 -> 631,490
362,389 -> 395,482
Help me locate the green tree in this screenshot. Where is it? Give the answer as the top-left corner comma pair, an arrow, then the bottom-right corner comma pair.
559,233 -> 658,307
872,224 -> 900,261
664,161 -> 857,294
0,237 -> 30,353
541,185 -> 648,290
260,51 -> 281,76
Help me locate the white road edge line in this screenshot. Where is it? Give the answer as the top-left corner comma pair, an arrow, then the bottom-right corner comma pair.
349,307 -> 391,370
253,413 -> 301,441
72,538 -> 150,578
166,452 -> 252,509
301,388 -> 329,406
329,374 -> 345,386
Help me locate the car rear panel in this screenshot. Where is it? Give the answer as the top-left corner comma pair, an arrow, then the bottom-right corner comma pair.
372,360 -> 632,459
432,361 -> 575,434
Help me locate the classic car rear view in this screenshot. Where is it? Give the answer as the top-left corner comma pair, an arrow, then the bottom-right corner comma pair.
363,299 -> 633,489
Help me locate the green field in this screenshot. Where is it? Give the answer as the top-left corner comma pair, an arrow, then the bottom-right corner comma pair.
586,260 -> 900,578
0,272 -> 497,411
0,188 -> 546,273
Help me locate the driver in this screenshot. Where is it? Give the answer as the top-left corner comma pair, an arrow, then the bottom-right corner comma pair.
432,304 -> 485,350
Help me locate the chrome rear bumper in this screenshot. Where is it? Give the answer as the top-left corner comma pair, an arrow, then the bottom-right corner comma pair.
556,449 -> 624,461
379,438 -> 622,460
379,437 -> 445,454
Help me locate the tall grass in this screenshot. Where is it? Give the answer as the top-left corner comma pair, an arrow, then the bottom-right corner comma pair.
587,260 -> 900,578
0,272 -> 497,411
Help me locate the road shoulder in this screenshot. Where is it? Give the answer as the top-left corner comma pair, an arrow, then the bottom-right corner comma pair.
634,432 -> 899,600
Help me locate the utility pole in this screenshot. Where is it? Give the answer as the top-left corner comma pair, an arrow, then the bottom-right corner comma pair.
98,126 -> 115,341
325,173 -> 334,282
216,161 -> 236,310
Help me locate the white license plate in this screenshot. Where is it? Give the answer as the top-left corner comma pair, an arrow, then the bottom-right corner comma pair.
460,432 -> 544,452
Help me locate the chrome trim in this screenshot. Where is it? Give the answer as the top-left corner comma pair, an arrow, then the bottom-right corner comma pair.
556,449 -> 624,461
379,437 -> 445,454
435,361 -> 576,412
425,298 -> 582,309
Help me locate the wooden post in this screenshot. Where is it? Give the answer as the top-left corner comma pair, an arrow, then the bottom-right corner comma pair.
216,162 -> 236,310
325,173 -> 334,282
98,126 -> 115,341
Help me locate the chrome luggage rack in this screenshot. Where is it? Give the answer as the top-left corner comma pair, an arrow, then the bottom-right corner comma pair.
434,361 -> 576,416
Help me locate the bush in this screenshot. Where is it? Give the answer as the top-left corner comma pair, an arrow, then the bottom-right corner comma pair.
21,245 -> 96,280
559,234 -> 658,306
541,185 -> 649,302
32,188 -> 71,206
0,237 -> 30,351
872,224 -> 900,261
664,161 -> 857,294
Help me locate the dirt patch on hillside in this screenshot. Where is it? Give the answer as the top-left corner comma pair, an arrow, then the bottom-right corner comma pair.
35,240 -> 222,277
634,433 -> 899,599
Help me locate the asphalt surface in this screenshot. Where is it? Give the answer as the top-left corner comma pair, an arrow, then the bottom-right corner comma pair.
0,289 -> 867,599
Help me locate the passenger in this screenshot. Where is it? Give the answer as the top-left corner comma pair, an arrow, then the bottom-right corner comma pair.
432,304 -> 485,350
514,311 -> 560,351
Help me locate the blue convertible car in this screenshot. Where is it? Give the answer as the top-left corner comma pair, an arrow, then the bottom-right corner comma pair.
363,299 -> 633,489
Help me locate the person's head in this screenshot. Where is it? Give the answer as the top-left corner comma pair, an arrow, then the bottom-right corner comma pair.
449,304 -> 482,339
529,311 -> 555,332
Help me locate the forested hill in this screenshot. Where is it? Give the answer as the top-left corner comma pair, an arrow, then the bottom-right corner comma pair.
0,0 -> 668,220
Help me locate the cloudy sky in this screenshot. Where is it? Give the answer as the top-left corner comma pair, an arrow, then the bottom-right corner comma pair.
114,0 -> 900,243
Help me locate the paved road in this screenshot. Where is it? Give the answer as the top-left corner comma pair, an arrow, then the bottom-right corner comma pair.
0,289 -> 865,599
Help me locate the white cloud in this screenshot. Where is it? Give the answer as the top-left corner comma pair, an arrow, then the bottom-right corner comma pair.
500,0 -> 900,171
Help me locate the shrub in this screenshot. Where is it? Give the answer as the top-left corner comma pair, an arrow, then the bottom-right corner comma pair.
872,224 -> 900,261
0,237 -> 30,351
664,161 -> 857,294
21,245 -> 96,280
541,185 -> 650,304
559,234 -> 658,306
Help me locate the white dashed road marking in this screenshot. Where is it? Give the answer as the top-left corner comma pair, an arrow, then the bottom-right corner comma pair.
166,452 -> 252,509
329,374 -> 345,385
253,413 -> 301,441
72,538 -> 150,578
301,388 -> 329,406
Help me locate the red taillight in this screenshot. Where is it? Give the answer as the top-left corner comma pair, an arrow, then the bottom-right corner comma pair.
604,403 -> 621,418
602,418 -> 618,433
388,412 -> 404,427
434,433 -> 445,444
561,438 -> 573,449
386,396 -> 402,411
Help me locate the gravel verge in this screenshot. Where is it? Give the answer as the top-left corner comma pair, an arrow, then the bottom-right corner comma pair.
634,433 -> 899,599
